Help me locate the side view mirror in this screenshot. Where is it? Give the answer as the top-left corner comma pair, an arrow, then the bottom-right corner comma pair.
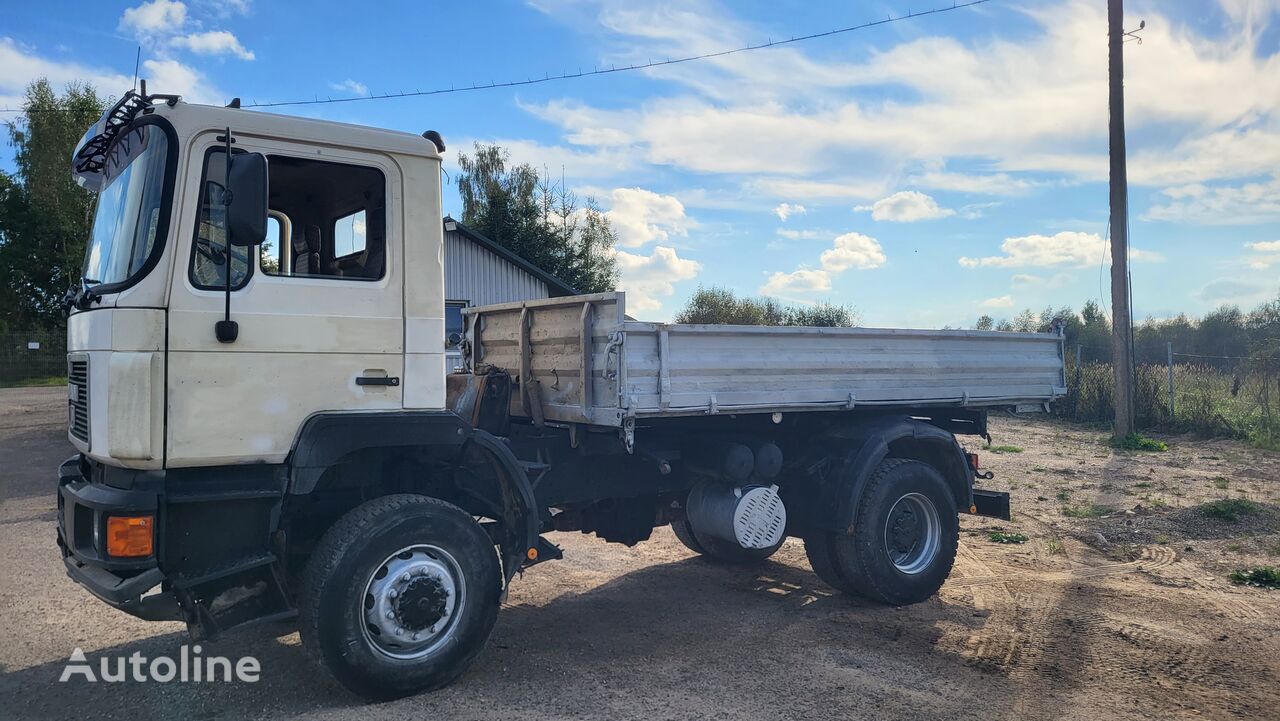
227,152 -> 268,247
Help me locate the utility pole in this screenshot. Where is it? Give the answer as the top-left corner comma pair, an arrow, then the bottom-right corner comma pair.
1108,0 -> 1135,439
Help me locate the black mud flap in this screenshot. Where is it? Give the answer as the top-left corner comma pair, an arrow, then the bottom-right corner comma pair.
969,489 -> 1011,521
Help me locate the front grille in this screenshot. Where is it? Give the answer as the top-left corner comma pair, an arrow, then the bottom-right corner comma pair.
68,358 -> 89,443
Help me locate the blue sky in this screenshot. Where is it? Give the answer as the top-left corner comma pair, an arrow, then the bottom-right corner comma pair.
2,0 -> 1279,325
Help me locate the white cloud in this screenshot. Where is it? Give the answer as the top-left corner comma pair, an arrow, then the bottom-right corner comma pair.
980,295 -> 1015,309
856,191 -> 954,222
605,188 -> 692,248
761,231 -> 884,296
909,171 -> 1038,196
527,1 -> 1280,192
329,79 -> 368,96
959,231 -> 1161,268
1248,239 -> 1280,268
819,232 -> 885,272
615,246 -> 702,313
1011,272 -> 1072,290
746,177 -> 886,202
170,30 -> 254,60
1199,278 -> 1272,304
773,203 -> 805,221
452,138 -> 638,181
140,58 -> 222,104
120,0 -> 187,37
0,38 -> 132,109
1144,176 -> 1280,225
760,269 -> 831,296
775,228 -> 826,241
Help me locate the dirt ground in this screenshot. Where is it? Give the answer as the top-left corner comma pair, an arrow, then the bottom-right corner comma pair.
1,387 -> 1278,721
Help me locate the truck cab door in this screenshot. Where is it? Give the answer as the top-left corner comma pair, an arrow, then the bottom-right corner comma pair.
166,133 -> 404,468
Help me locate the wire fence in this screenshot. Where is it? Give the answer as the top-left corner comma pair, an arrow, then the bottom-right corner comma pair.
0,331 -> 67,386
1058,343 -> 1280,450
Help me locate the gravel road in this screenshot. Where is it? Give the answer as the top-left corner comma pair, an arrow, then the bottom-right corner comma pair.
1,386 -> 1277,721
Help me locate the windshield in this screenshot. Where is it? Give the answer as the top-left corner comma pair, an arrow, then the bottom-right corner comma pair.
82,124 -> 170,288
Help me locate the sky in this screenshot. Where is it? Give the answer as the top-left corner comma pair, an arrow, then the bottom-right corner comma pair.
2,0 -> 1279,326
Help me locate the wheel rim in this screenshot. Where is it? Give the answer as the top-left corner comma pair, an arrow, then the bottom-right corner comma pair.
883,492 -> 941,575
361,544 -> 466,660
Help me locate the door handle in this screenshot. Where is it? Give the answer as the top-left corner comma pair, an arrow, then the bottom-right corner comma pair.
356,375 -> 400,386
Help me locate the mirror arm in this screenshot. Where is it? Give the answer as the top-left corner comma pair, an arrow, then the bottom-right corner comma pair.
215,126 -> 239,343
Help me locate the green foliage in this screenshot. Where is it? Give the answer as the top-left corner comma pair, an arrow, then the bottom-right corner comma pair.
1198,498 -> 1259,522
673,286 -> 858,327
1061,504 -> 1112,518
985,444 -> 1024,454
1111,433 -> 1168,452
0,80 -> 108,331
455,143 -> 618,294
1044,535 -> 1066,555
988,531 -> 1028,544
1228,567 -> 1280,589
1212,477 -> 1229,490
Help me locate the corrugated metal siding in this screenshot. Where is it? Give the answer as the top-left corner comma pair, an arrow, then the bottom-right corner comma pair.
444,229 -> 549,306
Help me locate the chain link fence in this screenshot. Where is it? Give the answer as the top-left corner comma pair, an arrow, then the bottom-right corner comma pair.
0,331 -> 67,387
1058,342 -> 1280,450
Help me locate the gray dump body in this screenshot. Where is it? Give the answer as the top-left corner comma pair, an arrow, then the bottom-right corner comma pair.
464,292 -> 1067,429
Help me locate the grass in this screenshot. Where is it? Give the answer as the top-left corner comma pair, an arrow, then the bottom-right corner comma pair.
1055,489 -> 1071,502
1212,477 -> 1230,490
1199,498 -> 1260,522
988,531 -> 1028,544
1062,504 -> 1114,518
1133,481 -> 1153,489
1111,433 -> 1168,452
1059,361 -> 1280,451
1044,536 -> 1066,555
1154,534 -> 1171,545
0,375 -> 66,388
986,444 -> 1024,454
1268,541 -> 1280,557
1228,567 -> 1280,589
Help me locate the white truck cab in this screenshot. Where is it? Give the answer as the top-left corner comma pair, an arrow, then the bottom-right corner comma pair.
57,90 -> 1058,701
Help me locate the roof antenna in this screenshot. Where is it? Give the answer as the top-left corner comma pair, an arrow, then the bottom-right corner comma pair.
132,46 -> 141,92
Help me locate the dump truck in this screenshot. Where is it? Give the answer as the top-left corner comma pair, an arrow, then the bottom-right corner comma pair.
56,88 -> 1067,699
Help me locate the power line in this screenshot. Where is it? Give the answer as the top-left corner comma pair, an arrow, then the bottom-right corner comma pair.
0,0 -> 991,115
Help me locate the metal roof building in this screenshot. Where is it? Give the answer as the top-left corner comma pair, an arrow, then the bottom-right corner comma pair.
442,217 -> 576,362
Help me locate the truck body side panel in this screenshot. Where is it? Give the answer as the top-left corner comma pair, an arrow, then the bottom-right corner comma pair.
467,293 -> 1067,427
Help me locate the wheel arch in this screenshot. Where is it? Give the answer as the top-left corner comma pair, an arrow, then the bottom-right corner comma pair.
791,415 -> 972,535
285,411 -> 538,586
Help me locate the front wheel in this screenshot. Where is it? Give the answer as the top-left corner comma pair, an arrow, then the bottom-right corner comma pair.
804,459 -> 958,605
299,494 -> 501,700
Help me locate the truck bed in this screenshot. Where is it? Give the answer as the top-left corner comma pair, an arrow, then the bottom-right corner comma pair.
463,293 -> 1067,429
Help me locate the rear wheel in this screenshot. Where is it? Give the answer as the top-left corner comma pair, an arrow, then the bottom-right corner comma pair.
299,494 -> 501,700
804,459 -> 958,605
669,518 -> 783,563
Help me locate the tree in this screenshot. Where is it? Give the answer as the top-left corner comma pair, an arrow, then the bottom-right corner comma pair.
674,286 -> 858,327
455,143 -> 618,293
0,80 -> 107,331
973,314 -> 995,331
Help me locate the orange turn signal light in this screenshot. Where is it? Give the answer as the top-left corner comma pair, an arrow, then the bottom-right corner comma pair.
106,515 -> 154,558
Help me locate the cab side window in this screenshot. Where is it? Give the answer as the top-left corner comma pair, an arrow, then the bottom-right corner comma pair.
190,151 -> 387,288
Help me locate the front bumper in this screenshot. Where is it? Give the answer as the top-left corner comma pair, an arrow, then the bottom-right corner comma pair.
56,455 -> 181,621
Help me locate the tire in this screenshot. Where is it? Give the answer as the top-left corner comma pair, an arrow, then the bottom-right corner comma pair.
299,494 -> 501,700
669,518 -> 783,563
803,459 -> 958,605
